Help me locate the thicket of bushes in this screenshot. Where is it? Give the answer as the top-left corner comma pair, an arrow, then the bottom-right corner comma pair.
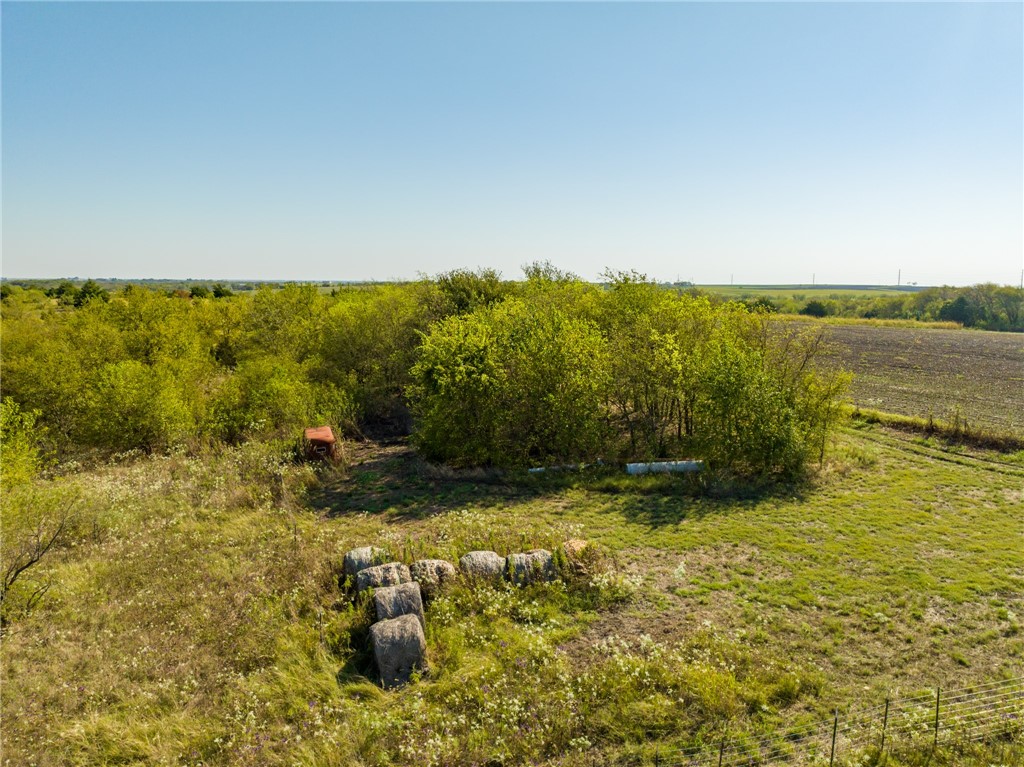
739,283 -> 1024,331
1,268 -> 847,479
412,271 -> 846,477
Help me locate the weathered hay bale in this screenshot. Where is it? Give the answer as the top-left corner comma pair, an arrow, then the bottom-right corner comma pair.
562,539 -> 590,560
506,549 -> 556,585
356,562 -> 411,593
561,539 -> 594,576
374,582 -> 425,629
343,546 -> 388,578
410,559 -> 457,599
369,613 -> 427,688
459,550 -> 506,580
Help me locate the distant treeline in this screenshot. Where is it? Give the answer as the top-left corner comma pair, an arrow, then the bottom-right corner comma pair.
3,265 -> 850,479
6,278 -> 1021,332
736,284 -> 1023,332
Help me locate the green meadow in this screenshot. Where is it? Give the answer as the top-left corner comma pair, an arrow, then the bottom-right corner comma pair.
3,421 -> 1021,766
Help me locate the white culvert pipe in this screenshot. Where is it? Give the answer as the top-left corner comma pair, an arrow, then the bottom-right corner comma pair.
625,460 -> 704,475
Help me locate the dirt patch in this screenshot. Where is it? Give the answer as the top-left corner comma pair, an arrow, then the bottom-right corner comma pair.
559,545 -> 755,663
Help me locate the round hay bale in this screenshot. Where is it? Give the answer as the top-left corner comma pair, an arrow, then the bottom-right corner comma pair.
374,582 -> 425,629
506,549 -> 555,585
410,559 -> 457,599
459,550 -> 506,580
343,546 -> 388,578
369,614 -> 427,688
356,562 -> 411,593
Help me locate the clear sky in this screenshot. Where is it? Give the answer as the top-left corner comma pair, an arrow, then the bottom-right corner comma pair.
3,1 -> 1022,286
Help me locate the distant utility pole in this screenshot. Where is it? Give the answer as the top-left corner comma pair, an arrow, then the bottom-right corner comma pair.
898,269 -> 901,287
812,273 -> 815,286
730,274 -> 734,285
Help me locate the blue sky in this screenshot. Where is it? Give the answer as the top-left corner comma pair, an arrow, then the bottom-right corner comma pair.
3,2 -> 1021,285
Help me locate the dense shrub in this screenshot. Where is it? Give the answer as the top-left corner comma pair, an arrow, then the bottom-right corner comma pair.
84,360 -> 195,452
799,300 -> 829,318
212,357 -> 354,443
431,267 -> 513,317
2,272 -> 847,476
1,285 -> 361,455
0,398 -> 44,490
411,297 -> 610,467
318,283 -> 438,429
412,272 -> 846,477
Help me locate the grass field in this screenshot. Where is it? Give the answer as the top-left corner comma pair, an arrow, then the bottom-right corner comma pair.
3,420 -> 1022,766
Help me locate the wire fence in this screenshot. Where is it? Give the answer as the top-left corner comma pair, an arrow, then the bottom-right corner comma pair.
644,676 -> 1023,767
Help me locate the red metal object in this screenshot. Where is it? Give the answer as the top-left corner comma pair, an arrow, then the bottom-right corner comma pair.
303,426 -> 336,444
303,425 -> 339,461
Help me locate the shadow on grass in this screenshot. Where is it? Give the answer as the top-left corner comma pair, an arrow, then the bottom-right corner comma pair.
309,440 -> 807,526
310,442 -> 542,519
610,493 -> 752,529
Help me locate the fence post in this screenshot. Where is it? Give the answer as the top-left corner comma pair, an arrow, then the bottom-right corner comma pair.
933,687 -> 941,750
880,696 -> 890,754
718,736 -> 725,767
830,710 -> 838,767
654,745 -> 660,767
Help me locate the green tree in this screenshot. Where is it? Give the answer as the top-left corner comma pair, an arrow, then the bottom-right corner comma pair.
938,295 -> 975,326
74,279 -> 109,307
411,297 -> 609,467
211,357 -> 353,442
432,268 -> 512,317
799,300 -> 829,318
319,284 -> 436,429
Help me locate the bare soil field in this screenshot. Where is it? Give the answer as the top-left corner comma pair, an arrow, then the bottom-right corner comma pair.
814,324 -> 1024,434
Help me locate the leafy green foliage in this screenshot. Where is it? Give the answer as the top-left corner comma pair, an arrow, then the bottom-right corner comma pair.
413,271 -> 847,477
431,267 -> 513,316
3,271 -> 847,477
73,279 -> 110,307
212,357 -> 354,443
412,296 -> 610,467
718,283 -> 1024,331
0,398 -> 45,489
800,299 -> 829,317
85,360 -> 195,452
318,283 -> 438,429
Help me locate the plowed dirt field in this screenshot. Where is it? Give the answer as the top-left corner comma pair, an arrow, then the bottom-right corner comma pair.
818,324 -> 1023,433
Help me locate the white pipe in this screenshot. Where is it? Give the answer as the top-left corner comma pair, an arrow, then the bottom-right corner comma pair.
625,460 -> 704,475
